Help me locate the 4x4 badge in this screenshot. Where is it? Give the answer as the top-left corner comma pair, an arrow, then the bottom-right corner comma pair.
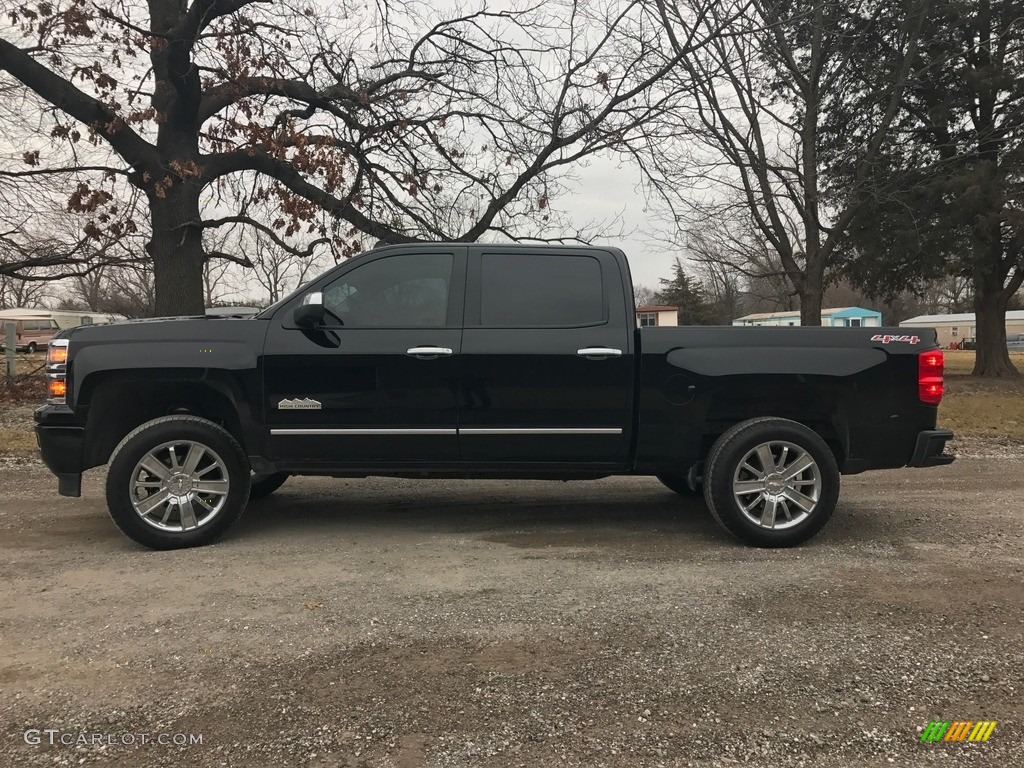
277,398 -> 322,410
871,334 -> 920,344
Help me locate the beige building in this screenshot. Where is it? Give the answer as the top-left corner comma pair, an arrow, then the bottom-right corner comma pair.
635,305 -> 678,328
899,310 -> 1024,348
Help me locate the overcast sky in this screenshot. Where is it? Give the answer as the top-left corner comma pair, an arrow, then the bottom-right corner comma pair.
557,155 -> 679,291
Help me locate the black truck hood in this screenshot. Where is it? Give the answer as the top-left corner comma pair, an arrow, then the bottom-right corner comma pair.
57,315 -> 268,346
56,316 -> 273,386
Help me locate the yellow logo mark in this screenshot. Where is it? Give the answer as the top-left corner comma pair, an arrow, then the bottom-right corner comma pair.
968,721 -> 997,742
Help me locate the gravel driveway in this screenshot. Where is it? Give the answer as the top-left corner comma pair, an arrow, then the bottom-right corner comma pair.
1,461 -> 1021,767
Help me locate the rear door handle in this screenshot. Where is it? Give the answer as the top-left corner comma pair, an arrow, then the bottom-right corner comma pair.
577,347 -> 623,359
407,346 -> 453,358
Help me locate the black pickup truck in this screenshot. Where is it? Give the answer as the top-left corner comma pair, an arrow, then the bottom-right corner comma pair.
35,244 -> 954,550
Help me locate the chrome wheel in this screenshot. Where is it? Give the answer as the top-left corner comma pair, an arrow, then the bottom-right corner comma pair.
129,440 -> 230,532
732,440 -> 821,530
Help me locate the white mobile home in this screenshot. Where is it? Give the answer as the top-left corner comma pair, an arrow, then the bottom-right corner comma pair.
0,308 -> 123,329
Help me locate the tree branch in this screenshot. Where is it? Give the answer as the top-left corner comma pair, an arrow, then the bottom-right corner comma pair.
203,148 -> 414,243
205,249 -> 253,268
0,39 -> 157,172
198,215 -> 331,260
172,0 -> 267,43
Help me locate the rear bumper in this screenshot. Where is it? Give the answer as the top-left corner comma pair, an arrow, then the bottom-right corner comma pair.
34,404 -> 84,497
908,429 -> 955,468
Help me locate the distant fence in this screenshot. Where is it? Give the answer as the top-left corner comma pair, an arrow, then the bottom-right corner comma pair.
4,321 -> 14,377
2,322 -> 47,402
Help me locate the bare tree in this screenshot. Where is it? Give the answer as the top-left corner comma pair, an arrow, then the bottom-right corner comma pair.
679,208 -> 797,313
692,257 -> 744,324
0,272 -> 53,307
67,266 -> 108,312
643,0 -> 929,325
202,257 -> 238,308
917,276 -> 973,315
0,143 -> 148,282
1,0 -> 738,315
633,283 -> 659,307
109,264 -> 157,318
246,232 -> 327,305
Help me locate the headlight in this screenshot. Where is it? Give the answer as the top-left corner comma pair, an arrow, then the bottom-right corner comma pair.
47,338 -> 69,365
46,338 -> 69,404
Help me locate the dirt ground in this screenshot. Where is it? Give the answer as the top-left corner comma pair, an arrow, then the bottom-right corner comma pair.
1,459 -> 1022,767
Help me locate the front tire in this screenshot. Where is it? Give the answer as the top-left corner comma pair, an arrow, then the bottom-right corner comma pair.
703,417 -> 839,547
105,415 -> 250,549
27,342 -> 37,354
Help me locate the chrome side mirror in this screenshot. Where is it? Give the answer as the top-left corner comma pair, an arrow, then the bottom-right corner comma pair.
293,292 -> 325,327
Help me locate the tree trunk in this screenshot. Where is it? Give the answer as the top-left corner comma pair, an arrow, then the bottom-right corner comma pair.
148,189 -> 206,317
799,272 -> 823,326
972,279 -> 1019,377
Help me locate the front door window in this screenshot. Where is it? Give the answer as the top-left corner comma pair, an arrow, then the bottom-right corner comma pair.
321,253 -> 453,328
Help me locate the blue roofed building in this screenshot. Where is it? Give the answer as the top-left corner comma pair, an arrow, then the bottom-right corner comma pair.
732,307 -> 882,328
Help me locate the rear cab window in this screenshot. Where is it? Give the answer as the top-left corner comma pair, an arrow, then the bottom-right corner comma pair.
477,252 -> 605,327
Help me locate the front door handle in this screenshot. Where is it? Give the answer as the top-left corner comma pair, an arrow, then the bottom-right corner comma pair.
407,346 -> 453,358
577,347 -> 623,359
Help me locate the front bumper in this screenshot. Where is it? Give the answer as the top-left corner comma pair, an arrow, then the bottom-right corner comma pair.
908,429 -> 955,468
34,404 -> 85,497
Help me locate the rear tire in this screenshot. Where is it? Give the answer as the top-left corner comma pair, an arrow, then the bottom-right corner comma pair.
656,471 -> 701,496
105,415 -> 250,550
249,472 -> 289,500
703,417 -> 839,547
27,342 -> 37,354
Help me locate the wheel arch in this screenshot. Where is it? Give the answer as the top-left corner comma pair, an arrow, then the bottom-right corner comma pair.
80,370 -> 254,470
700,378 -> 849,466
635,369 -> 854,474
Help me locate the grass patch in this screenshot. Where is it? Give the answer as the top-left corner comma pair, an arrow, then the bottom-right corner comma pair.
944,349 -> 1024,376
0,353 -> 46,457
940,392 -> 1024,441
938,351 -> 1024,440
0,425 -> 38,457
0,373 -> 46,404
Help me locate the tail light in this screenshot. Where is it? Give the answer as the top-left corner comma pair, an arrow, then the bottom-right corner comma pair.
919,350 -> 944,405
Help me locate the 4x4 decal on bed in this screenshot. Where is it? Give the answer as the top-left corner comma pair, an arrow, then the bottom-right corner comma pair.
871,334 -> 920,344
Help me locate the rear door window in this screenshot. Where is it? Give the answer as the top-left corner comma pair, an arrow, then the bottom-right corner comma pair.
479,253 -> 604,327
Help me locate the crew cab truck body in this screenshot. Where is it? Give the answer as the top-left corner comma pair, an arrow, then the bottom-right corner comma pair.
35,244 -> 954,549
